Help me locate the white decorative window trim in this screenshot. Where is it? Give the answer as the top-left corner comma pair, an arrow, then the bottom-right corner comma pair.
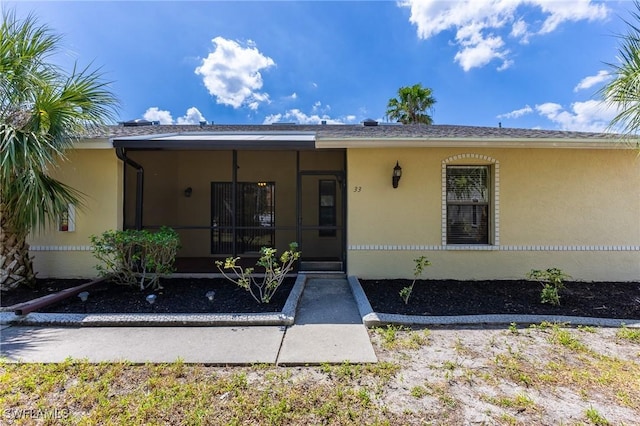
29,245 -> 92,252
442,154 -> 499,246
348,245 -> 640,252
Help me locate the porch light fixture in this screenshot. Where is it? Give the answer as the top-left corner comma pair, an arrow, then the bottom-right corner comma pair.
392,161 -> 402,188
205,290 -> 215,302
146,294 -> 157,305
184,187 -> 193,197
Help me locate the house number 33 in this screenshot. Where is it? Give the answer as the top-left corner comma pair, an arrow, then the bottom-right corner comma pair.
353,186 -> 362,192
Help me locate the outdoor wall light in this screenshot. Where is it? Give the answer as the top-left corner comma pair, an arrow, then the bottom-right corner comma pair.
78,291 -> 89,313
392,161 -> 402,188
184,187 -> 193,197
146,294 -> 157,305
206,290 -> 216,302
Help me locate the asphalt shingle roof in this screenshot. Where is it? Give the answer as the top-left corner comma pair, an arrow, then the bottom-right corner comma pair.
87,123 -> 620,141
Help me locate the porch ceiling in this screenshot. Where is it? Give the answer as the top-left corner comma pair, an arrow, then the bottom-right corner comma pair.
111,131 -> 317,150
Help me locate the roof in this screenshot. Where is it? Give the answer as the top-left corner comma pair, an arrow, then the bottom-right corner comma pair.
80,123 -> 634,150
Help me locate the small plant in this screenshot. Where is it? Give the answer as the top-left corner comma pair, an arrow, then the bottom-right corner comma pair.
508,322 -> 519,334
90,226 -> 180,291
399,255 -> 431,304
585,405 -> 610,425
410,385 -> 428,398
526,267 -> 571,306
215,242 -> 300,304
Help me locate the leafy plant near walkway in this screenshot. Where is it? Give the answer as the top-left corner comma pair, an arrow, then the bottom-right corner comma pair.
215,242 -> 300,303
526,267 -> 571,306
399,256 -> 431,304
90,227 -> 180,291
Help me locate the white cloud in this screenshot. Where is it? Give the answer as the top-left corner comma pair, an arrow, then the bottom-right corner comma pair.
535,100 -> 616,132
536,0 -> 608,34
574,70 -> 611,92
454,34 -> 510,71
143,107 -> 173,124
143,106 -> 206,125
497,104 -> 533,119
510,19 -> 528,41
195,37 -> 275,109
263,109 -> 357,125
176,107 -> 206,125
400,0 -> 608,71
289,92 -> 297,100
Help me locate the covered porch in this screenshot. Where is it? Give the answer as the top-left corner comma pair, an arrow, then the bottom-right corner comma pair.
112,131 -> 346,273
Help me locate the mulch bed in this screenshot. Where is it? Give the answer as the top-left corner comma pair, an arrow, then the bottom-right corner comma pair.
359,279 -> 640,320
3,278 -> 640,320
1,278 -> 295,314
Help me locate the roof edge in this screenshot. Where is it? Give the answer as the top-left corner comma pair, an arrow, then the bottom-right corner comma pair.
315,138 -> 635,150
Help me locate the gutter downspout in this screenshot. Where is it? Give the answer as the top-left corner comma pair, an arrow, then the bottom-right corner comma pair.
115,147 -> 144,230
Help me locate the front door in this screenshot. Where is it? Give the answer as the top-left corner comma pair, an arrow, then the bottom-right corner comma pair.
298,172 -> 345,271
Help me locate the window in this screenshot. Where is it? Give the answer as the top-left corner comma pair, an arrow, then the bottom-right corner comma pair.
211,182 -> 275,254
318,179 -> 336,237
446,166 -> 489,244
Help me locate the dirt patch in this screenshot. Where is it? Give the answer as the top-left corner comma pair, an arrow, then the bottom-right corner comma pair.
369,324 -> 640,425
360,279 -> 640,319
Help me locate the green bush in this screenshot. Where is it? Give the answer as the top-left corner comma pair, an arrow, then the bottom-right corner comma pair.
90,227 -> 180,291
526,267 -> 571,306
216,242 -> 300,304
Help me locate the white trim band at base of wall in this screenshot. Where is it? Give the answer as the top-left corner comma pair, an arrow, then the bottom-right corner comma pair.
30,246 -> 92,252
348,245 -> 640,252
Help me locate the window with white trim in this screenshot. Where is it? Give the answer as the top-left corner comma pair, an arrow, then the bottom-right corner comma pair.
446,165 -> 490,244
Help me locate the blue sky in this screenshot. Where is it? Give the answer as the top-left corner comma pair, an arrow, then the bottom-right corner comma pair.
5,0 -> 635,131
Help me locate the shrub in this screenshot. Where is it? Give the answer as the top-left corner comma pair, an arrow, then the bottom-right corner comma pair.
526,267 -> 571,306
399,256 -> 431,304
90,226 -> 180,291
215,242 -> 300,304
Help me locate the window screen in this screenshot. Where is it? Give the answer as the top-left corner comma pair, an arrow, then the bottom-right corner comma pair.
446,166 -> 489,244
211,182 -> 275,254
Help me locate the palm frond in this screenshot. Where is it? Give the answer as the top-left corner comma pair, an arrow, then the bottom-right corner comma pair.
600,1 -> 640,136
0,8 -> 118,238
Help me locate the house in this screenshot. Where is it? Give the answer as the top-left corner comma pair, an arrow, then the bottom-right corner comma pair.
29,122 -> 640,282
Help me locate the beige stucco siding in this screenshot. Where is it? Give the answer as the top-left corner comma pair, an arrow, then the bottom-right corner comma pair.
28,148 -> 123,278
347,147 -> 640,281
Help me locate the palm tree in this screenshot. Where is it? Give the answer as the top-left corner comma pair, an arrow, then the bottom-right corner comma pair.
0,10 -> 118,290
386,83 -> 436,125
600,1 -> 640,136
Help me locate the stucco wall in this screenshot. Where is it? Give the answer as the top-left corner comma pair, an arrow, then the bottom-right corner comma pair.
347,147 -> 640,281
28,148 -> 123,278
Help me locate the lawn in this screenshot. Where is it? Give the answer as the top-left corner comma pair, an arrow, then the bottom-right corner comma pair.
2,323 -> 639,425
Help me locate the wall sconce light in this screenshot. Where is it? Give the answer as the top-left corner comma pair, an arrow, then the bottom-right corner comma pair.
392,161 -> 402,188
184,187 -> 193,197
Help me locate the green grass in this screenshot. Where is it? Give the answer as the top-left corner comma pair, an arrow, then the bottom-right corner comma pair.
373,325 -> 431,350
585,405 -> 610,425
0,360 -> 414,425
617,326 -> 640,343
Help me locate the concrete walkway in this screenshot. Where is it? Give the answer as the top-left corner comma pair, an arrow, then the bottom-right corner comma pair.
278,278 -> 377,365
0,276 -> 377,365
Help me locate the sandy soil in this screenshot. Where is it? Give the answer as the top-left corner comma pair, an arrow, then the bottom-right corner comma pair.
367,324 -> 640,425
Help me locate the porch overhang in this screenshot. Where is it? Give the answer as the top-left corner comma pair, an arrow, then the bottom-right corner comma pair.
111,131 -> 317,150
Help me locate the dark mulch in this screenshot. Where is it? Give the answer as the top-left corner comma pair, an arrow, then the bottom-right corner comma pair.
1,278 -> 295,314
3,278 -> 640,319
359,279 -> 640,319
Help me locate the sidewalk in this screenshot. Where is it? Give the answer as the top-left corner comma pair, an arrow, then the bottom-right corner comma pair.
0,276 -> 378,365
